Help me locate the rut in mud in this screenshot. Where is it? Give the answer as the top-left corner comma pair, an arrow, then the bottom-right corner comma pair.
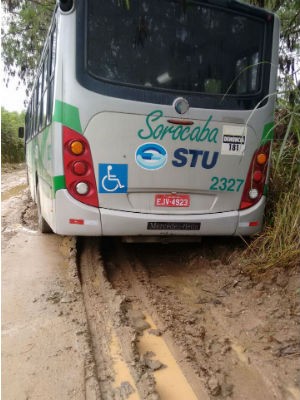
77,237 -> 300,400
77,237 -> 159,400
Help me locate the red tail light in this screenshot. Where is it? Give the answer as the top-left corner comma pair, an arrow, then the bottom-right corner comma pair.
240,142 -> 271,210
63,126 -> 99,207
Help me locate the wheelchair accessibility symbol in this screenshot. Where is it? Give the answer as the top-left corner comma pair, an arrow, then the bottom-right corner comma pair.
99,164 -> 128,194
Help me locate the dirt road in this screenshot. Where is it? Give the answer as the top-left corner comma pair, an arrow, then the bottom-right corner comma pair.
2,167 -> 100,399
2,166 -> 300,400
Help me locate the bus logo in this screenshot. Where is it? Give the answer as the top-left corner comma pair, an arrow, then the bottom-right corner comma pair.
135,143 -> 168,170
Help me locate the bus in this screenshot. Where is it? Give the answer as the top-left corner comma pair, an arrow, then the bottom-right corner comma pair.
22,0 -> 280,238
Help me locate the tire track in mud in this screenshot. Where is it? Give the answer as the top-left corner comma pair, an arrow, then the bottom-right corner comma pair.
100,238 -> 209,400
77,237 -> 158,400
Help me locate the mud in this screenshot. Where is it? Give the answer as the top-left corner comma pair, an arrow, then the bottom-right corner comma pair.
2,166 -> 300,400
2,168 -> 100,400
102,238 -> 300,400
77,237 -> 159,400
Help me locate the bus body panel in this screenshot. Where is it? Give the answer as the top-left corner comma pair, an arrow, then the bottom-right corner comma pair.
84,110 -> 258,216
26,126 -> 54,227
26,139 -> 36,202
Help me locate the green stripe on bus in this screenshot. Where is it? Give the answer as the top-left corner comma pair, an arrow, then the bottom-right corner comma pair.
261,122 -> 274,145
53,100 -> 82,133
53,175 -> 66,192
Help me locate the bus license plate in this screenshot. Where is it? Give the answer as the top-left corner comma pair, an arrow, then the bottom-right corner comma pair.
155,194 -> 190,208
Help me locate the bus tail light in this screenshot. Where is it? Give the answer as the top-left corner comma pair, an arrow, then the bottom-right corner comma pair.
63,126 -> 99,207
239,143 -> 271,210
72,161 -> 88,176
75,181 -> 89,195
69,140 -> 85,155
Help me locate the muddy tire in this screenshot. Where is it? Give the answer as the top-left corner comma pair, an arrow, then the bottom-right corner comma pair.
36,185 -> 52,234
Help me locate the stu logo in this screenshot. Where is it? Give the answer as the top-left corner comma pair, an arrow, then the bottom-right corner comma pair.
135,142 -> 167,170
172,148 -> 219,169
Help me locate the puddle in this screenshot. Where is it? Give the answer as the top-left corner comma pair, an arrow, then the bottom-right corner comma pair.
138,315 -> 198,400
286,386 -> 300,400
20,226 -> 38,235
2,225 -> 38,236
109,332 -> 139,399
1,184 -> 28,201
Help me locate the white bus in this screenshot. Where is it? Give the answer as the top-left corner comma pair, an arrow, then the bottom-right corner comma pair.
23,0 -> 280,237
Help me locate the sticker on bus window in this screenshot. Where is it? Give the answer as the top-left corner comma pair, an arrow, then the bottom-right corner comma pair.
98,164 -> 128,194
221,125 -> 247,155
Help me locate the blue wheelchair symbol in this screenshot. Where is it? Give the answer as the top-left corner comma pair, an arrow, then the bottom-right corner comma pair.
99,164 -> 128,194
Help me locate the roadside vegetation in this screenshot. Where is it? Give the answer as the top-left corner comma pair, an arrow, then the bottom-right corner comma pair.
241,0 -> 300,269
244,0 -> 300,270
243,87 -> 300,269
1,0 -> 299,269
1,108 -> 25,164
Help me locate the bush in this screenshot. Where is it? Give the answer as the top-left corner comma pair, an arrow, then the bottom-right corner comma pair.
1,107 -> 25,164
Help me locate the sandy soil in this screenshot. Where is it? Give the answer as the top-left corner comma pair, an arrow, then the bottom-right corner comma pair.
2,165 -> 299,400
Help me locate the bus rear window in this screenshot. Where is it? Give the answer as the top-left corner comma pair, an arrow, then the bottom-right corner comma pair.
86,0 -> 267,97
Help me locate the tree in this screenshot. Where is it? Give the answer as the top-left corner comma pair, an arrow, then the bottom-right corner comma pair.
1,108 -> 25,164
2,0 -> 55,94
245,0 -> 300,95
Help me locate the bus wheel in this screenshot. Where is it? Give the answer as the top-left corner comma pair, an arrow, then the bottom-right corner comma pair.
36,185 -> 53,234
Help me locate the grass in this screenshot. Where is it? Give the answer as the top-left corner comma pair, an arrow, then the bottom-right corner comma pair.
242,93 -> 300,270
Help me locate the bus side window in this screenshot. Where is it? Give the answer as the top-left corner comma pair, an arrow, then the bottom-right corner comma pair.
29,101 -> 33,140
47,24 -> 57,124
38,69 -> 44,131
42,50 -> 49,128
25,111 -> 29,142
33,89 -> 38,136
35,84 -> 39,135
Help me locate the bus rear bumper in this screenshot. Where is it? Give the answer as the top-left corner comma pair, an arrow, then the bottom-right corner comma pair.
101,208 -> 239,236
235,196 -> 266,236
55,190 -> 102,235
101,197 -> 266,237
54,190 -> 265,237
